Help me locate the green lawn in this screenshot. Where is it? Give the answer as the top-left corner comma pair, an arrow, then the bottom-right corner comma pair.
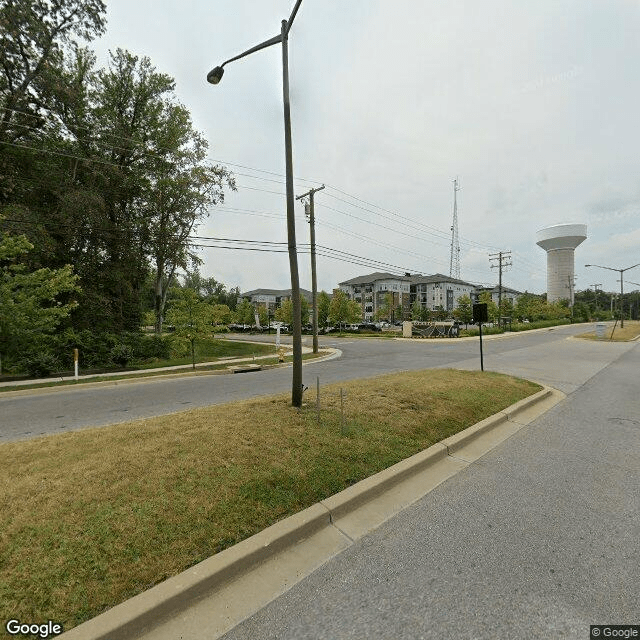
0,369 -> 540,633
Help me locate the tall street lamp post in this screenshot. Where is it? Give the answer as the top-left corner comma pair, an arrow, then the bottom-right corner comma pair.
585,263 -> 640,328
627,282 -> 640,321
207,0 -> 305,406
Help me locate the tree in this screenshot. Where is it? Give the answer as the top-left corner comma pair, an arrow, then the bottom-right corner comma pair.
1,44 -> 235,334
329,289 -> 361,328
375,292 -> 393,322
317,290 -> 331,329
478,292 -> 499,323
165,287 -> 212,370
235,300 -> 255,326
85,50 -> 235,333
0,0 -> 107,144
453,294 -> 473,326
499,297 -> 514,323
411,300 -> 422,321
183,270 -> 226,302
0,228 -> 79,372
211,303 -> 232,326
274,297 -> 309,326
257,306 -> 269,328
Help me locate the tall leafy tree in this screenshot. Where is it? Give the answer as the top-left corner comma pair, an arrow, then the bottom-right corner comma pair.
2,45 -> 235,332
0,226 -> 78,372
0,0 -> 106,144
165,287 -> 212,370
375,292 -> 393,322
453,294 -> 473,325
275,297 -> 309,326
317,290 -> 331,329
329,289 -> 361,327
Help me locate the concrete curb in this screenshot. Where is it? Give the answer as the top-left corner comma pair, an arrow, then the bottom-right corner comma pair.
0,349 -> 341,399
59,385 -> 562,640
60,504 -> 331,640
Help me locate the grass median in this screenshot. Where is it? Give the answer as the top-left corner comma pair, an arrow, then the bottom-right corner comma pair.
0,351 -> 326,393
0,369 -> 540,634
576,320 -> 640,341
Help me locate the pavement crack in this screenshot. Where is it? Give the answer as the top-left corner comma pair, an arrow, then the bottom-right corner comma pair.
447,453 -> 472,463
328,514 -> 354,543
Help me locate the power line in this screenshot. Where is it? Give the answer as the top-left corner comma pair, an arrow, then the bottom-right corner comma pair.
2,107 -> 501,253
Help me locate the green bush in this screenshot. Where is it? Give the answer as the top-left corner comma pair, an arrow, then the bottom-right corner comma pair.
109,343 -> 135,367
131,334 -> 173,360
20,352 -> 61,377
460,325 -> 504,337
212,325 -> 229,334
50,330 -> 173,369
509,319 -> 571,331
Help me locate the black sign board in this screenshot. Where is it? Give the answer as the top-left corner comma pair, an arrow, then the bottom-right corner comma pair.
473,303 -> 488,324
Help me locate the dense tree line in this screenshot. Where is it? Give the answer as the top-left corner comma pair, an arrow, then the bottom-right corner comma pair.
0,0 -> 235,342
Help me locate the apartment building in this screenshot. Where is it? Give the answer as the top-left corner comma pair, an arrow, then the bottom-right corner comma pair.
238,288 -> 312,313
410,274 -> 477,313
338,272 -> 412,322
474,285 -> 522,307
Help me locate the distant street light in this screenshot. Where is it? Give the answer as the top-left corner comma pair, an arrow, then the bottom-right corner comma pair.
207,0 -> 305,407
627,282 -> 640,321
585,263 -> 640,328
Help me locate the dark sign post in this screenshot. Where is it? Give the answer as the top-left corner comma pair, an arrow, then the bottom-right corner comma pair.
473,303 -> 488,372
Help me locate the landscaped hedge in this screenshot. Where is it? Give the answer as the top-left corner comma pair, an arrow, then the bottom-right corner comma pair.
11,330 -> 174,376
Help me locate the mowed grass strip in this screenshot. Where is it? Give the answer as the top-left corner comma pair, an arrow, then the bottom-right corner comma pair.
577,320 -> 640,342
0,369 -> 540,633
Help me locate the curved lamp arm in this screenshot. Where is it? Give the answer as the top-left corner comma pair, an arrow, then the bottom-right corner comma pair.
207,33 -> 282,84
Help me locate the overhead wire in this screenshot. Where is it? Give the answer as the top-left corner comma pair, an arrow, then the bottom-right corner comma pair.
3,105 -> 541,283
1,108 -> 504,253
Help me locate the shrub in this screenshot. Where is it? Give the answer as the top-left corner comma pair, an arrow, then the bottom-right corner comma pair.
134,334 -> 173,360
20,352 -> 61,377
109,343 -> 135,367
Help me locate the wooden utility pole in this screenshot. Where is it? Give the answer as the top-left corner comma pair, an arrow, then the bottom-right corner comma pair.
489,251 -> 512,327
296,184 -> 324,353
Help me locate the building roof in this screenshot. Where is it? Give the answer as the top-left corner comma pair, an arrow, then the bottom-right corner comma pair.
240,288 -> 313,300
410,273 -> 477,287
476,285 -> 523,295
339,272 -> 414,286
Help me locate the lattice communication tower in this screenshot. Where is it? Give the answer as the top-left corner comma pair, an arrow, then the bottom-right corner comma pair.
449,177 -> 461,279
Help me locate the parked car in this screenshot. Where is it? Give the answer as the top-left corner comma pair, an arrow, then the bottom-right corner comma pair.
358,323 -> 381,332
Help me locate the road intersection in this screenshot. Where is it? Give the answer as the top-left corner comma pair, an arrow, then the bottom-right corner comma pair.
0,325 -> 635,443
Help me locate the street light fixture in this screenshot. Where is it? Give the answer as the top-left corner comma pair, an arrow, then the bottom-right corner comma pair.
206,66 -> 224,84
585,263 -> 640,328
207,0 -> 305,407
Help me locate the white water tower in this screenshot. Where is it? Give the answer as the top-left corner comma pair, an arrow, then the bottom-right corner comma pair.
536,223 -> 587,304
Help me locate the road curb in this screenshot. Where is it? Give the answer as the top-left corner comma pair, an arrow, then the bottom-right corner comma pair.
59,385 -> 561,640
0,349 -> 341,398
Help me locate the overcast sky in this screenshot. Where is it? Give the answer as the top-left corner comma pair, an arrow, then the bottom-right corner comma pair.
92,0 -> 640,295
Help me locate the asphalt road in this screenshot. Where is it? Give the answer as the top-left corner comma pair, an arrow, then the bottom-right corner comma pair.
217,335 -> 640,639
0,324 -> 635,443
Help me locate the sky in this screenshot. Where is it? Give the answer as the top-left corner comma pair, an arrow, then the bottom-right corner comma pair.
91,0 -> 640,296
